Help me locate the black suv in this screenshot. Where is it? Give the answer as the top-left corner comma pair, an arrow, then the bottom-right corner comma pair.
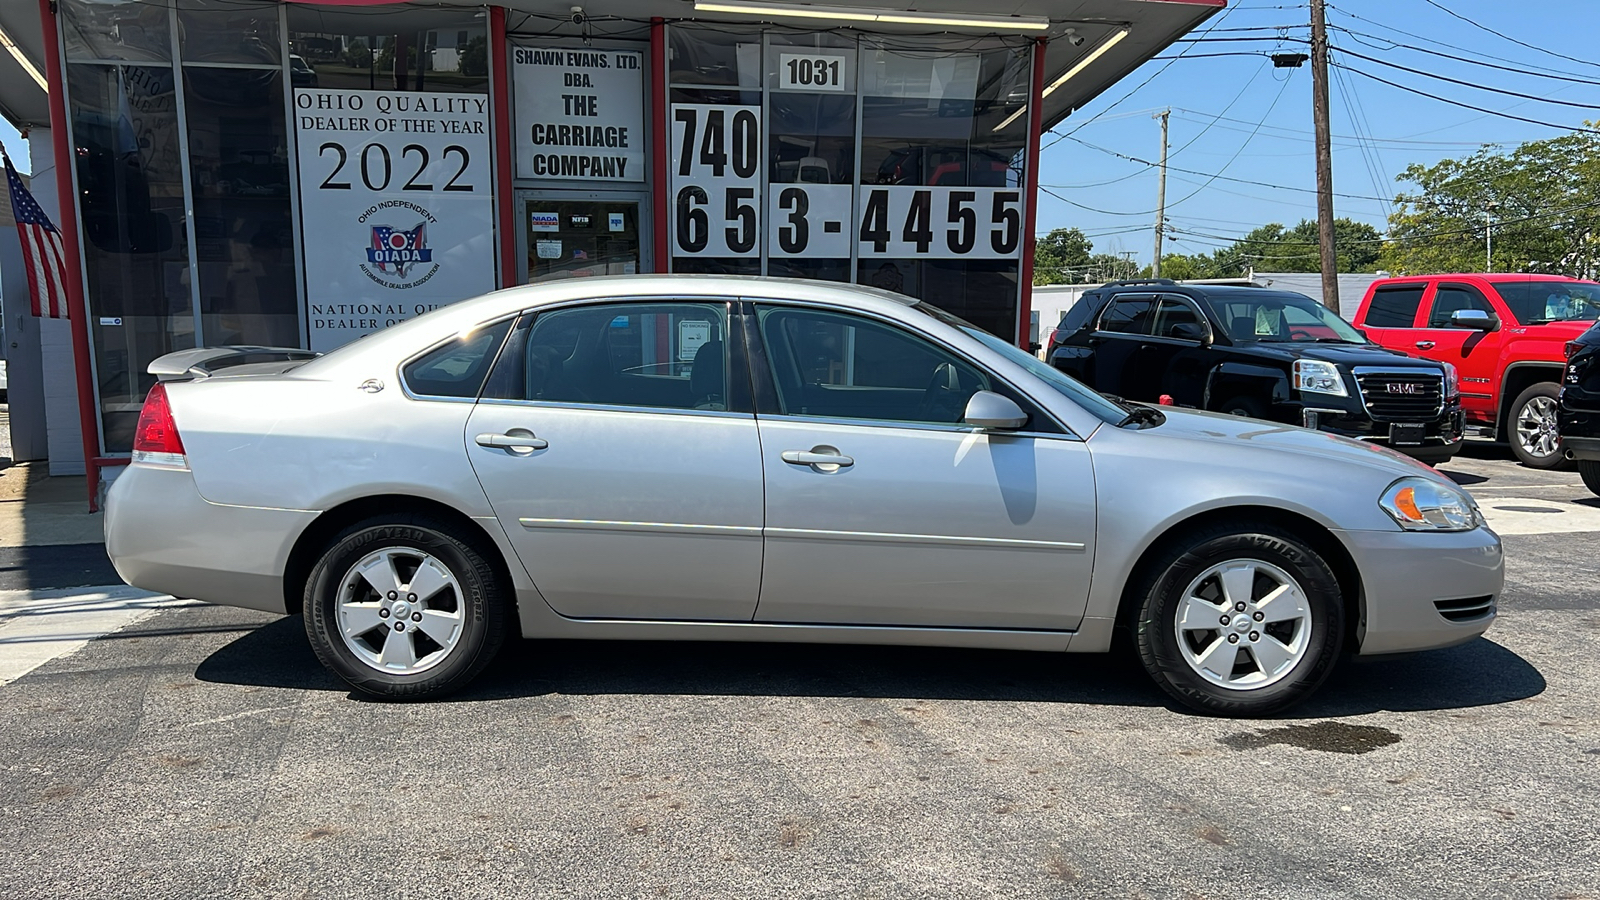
1559,322 -> 1600,493
1047,280 -> 1465,462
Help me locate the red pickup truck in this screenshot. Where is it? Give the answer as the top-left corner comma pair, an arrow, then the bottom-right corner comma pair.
1353,274 -> 1600,468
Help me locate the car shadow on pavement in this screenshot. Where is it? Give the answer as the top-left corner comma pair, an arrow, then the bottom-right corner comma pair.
196,618 -> 1544,716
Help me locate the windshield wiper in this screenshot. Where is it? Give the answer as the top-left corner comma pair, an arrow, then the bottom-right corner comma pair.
1119,405 -> 1166,428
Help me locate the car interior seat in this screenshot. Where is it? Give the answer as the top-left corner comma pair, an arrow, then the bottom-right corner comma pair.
690,339 -> 726,410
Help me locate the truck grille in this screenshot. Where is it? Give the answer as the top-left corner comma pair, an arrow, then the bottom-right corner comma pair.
1355,371 -> 1444,422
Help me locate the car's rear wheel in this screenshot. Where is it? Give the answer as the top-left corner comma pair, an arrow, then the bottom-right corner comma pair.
1509,382 -> 1565,469
1133,525 -> 1345,716
1580,460 -> 1600,497
304,515 -> 507,700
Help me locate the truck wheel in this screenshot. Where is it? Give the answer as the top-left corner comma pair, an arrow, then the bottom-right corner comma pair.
1132,524 -> 1345,716
1580,461 -> 1600,497
1220,396 -> 1267,420
1508,383 -> 1565,469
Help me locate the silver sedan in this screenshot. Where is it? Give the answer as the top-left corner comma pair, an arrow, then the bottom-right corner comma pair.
105,276 -> 1502,715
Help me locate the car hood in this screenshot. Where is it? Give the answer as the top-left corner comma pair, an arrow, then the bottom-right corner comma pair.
1243,341 -> 1439,369
1132,405 -> 1446,482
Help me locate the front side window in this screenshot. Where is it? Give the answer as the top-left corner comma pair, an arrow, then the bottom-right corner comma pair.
402,319 -> 513,398
1365,285 -> 1426,328
1151,297 -> 1204,339
756,306 -> 990,425
1428,285 -> 1496,328
486,302 -> 730,411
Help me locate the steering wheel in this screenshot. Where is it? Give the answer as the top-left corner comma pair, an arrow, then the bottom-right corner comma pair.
1288,327 -> 1316,340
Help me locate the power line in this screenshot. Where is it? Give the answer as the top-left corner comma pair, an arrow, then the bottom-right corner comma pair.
1414,0 -> 1600,73
1326,3 -> 1589,81
1335,45 -> 1600,111
1332,62 -> 1600,134
1331,25 -> 1600,87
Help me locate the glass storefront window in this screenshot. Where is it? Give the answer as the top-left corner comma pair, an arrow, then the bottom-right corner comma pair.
183,67 -> 298,347
669,27 -> 762,89
68,62 -> 193,452
286,8 -> 490,94
176,0 -> 282,66
62,0 -> 172,63
766,32 -> 855,283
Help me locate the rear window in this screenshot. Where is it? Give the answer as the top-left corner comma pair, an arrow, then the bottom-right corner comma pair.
402,319 -> 513,398
1364,285 -> 1426,327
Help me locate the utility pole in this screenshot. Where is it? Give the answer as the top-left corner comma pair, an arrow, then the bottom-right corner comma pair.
1485,200 -> 1499,271
1153,109 -> 1169,278
1310,0 -> 1339,312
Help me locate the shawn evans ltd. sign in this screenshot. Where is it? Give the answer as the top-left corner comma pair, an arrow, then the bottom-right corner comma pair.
293,89 -> 495,351
512,45 -> 645,182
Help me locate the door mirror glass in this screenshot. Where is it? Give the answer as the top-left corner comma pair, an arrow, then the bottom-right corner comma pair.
1450,309 -> 1499,331
962,391 -> 1027,430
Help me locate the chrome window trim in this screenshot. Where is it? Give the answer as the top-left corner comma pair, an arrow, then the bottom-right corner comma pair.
474,397 -> 756,420
753,412 -> 1082,442
741,296 -> 1081,438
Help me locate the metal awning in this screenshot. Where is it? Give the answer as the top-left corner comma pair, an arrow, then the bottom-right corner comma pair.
0,1 -> 49,131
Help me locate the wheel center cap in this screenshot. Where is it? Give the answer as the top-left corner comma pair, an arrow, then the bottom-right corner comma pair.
392,601 -> 410,618
1233,617 -> 1253,634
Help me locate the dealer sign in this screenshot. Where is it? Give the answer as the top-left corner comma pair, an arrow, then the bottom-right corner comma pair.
512,45 -> 645,182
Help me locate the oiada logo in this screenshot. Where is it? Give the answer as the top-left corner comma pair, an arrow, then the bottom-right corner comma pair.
358,208 -> 441,290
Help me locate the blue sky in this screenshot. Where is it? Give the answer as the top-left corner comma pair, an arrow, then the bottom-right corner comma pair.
6,0 -> 1595,273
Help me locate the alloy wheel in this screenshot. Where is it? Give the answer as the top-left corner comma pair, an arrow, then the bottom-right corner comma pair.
1515,395 -> 1560,461
1174,558 -> 1312,691
336,547 -> 465,674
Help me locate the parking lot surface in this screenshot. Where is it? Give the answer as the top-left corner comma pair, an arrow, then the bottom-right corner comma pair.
2,444 -> 1597,899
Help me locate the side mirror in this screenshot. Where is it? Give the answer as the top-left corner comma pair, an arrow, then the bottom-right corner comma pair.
1169,322 -> 1210,344
1450,309 -> 1499,331
963,391 -> 1028,430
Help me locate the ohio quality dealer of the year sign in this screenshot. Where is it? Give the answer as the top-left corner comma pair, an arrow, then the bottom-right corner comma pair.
293,88 -> 496,352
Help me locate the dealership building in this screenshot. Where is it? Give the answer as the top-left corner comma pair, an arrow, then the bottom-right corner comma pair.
0,0 -> 1219,500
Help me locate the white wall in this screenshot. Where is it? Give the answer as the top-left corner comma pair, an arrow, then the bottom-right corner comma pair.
26,129 -> 86,477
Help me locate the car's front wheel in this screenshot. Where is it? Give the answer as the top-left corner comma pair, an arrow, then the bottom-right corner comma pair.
304,515 -> 508,699
1579,460 -> 1600,497
1509,382 -> 1565,469
1133,525 -> 1345,716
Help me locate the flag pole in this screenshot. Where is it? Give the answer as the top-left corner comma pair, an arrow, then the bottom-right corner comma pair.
35,0 -> 105,511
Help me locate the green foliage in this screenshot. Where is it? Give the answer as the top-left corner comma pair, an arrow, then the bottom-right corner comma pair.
1379,127 -> 1600,277
1033,228 -> 1138,284
344,39 -> 372,69
458,36 -> 488,77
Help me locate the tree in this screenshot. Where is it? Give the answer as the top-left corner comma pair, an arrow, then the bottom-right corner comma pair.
458,36 -> 488,77
1224,219 -> 1382,273
1033,227 -> 1094,285
1379,127 -> 1600,277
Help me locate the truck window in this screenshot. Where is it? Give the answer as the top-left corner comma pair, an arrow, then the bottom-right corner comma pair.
1365,285 -> 1426,327
1098,297 -> 1155,335
1428,285 -> 1495,327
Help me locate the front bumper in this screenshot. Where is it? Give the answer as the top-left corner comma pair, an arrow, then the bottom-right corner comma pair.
1337,526 -> 1503,656
105,463 -> 317,614
1299,403 -> 1465,456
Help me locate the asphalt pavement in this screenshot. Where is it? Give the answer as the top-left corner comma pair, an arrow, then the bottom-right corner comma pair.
0,442 -> 1596,899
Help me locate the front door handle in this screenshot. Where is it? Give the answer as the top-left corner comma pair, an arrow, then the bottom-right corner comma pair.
475,430 -> 548,453
781,448 -> 854,468
1415,341 -> 1436,350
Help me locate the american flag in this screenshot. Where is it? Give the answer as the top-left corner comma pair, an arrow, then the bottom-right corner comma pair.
4,151 -> 70,319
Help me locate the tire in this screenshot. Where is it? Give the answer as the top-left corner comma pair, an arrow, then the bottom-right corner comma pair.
1132,524 -> 1345,716
303,514 -> 508,700
1580,460 -> 1600,498
1508,382 -> 1566,469
1219,396 -> 1267,420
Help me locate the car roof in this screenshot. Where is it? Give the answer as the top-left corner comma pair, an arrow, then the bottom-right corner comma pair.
1097,283 -> 1314,304
296,274 -> 921,375
1372,273 -> 1584,283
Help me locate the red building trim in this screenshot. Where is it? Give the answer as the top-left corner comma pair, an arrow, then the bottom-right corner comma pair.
649,18 -> 669,273
36,0 -> 104,510
1016,36 -> 1047,350
490,6 -> 518,288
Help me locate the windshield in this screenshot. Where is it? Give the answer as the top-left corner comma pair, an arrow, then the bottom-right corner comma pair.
1212,292 -> 1367,344
1490,280 -> 1600,325
912,302 -> 1129,424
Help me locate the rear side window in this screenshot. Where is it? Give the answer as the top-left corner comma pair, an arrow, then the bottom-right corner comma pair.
1428,285 -> 1495,327
402,319 -> 513,398
1098,297 -> 1155,334
1057,297 -> 1095,334
1364,285 -> 1426,327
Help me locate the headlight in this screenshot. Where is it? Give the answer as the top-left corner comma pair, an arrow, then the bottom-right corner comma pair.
1379,477 -> 1481,531
1292,359 -> 1348,397
1442,362 -> 1460,399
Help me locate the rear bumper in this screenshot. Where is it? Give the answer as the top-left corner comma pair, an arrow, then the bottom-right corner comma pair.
104,464 -> 316,614
1337,526 -> 1503,656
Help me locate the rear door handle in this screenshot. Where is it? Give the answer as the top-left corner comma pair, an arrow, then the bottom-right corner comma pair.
1415,341 -> 1436,350
781,449 -> 854,468
475,431 -> 548,453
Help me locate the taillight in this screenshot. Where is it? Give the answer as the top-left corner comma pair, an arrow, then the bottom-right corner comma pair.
1567,340 -> 1584,360
132,382 -> 187,467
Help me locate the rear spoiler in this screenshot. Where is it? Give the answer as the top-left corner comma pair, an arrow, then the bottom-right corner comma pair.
148,346 -> 321,382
